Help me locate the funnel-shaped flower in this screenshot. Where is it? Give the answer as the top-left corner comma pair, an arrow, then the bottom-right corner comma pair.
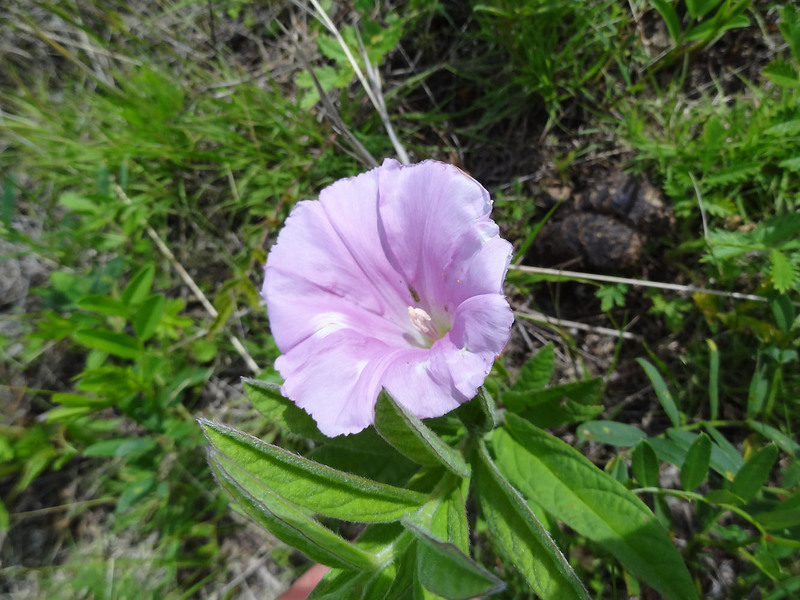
263,159 -> 513,437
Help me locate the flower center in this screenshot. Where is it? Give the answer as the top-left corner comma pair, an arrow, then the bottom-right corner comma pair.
408,306 -> 436,338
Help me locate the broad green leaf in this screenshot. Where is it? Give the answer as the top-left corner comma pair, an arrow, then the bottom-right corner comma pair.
58,192 -> 102,214
133,293 -> 165,341
401,519 -> 505,599
685,0 -> 722,19
511,343 -> 554,391
707,339 -> 720,421
374,392 -> 469,477
51,393 -> 112,409
577,420 -> 646,447
243,378 -> 323,440
667,429 -> 741,478
704,425 -> 744,474
685,14 -> 750,42
76,294 -> 129,317
200,419 -> 426,522
420,475 -> 471,554
632,440 -> 660,488
763,60 -> 800,88
73,328 -> 141,359
637,358 -> 681,427
731,444 -> 778,503
473,440 -> 590,600
121,263 -> 155,306
512,379 -> 604,428
46,406 -> 93,422
680,433 -> 711,491
770,295 -> 796,334
649,0 -> 681,42
496,415 -> 698,600
117,475 -> 156,512
747,421 -> 800,460
769,249 -> 798,292
756,506 -> 800,530
210,454 -> 379,570
454,387 -> 496,433
307,428 -> 418,487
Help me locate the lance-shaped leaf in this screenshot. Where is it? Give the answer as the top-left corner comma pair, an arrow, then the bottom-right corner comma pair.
637,358 -> 681,427
374,391 -> 469,477
680,433 -> 711,491
731,444 -> 778,503
242,378 -> 324,440
473,440 -> 590,600
401,518 -> 505,600
495,414 -> 698,600
200,419 -> 426,522
209,453 -> 378,570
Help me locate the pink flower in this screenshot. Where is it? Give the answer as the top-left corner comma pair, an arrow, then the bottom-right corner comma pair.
263,159 -> 513,436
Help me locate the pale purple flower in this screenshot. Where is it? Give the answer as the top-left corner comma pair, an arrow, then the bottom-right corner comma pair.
263,159 -> 514,437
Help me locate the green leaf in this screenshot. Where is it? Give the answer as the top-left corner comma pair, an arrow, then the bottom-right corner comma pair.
243,378 -> 323,440
763,59 -> 800,88
680,433 -> 711,491
667,429 -> 741,479
770,295 -> 796,334
454,387 -> 497,433
747,420 -> 800,457
512,379 -> 604,429
730,444 -> 778,503
429,478 -> 470,553
473,440 -> 590,600
685,14 -> 750,42
121,263 -> 155,306
685,0 -> 722,19
307,428 -> 419,487
199,419 -> 426,522
577,420 -> 647,447
511,343 -> 554,391
0,498 -> 8,532
401,519 -> 506,599
769,249 -> 798,292
495,415 -> 698,600
117,475 -> 156,512
72,328 -> 141,359
649,0 -> 681,42
707,339 -> 720,421
374,391 -> 469,477
632,440 -> 660,488
76,294 -> 129,317
46,406 -> 93,422
132,293 -> 165,341
210,454 -> 379,570
58,192 -> 102,214
637,358 -> 681,427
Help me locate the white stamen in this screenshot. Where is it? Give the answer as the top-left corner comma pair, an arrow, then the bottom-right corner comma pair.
408,306 -> 435,337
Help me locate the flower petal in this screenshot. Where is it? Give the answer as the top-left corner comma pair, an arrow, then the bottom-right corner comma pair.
376,159 -> 493,311
264,169 -> 411,352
